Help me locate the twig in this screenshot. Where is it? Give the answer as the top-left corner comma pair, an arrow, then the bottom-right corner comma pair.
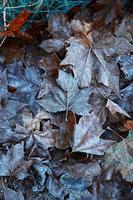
3,0 -> 7,29
0,35 -> 7,48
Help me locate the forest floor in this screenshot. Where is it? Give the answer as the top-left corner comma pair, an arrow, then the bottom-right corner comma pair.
0,1 -> 133,200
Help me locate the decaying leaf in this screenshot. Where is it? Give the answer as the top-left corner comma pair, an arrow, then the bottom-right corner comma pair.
0,142 -> 27,177
61,20 -> 133,96
48,13 -> 71,39
37,70 -> 91,118
21,109 -> 50,131
104,130 -> 133,182
7,61 -> 42,106
50,112 -> 76,149
72,112 -> 115,155
0,3 -> 132,199
0,10 -> 32,38
14,124 -> 55,151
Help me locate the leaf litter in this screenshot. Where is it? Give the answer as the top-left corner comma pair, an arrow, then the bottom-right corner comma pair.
0,1 -> 133,199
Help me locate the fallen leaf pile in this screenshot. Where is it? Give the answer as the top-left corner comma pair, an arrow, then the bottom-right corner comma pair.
0,1 -> 133,199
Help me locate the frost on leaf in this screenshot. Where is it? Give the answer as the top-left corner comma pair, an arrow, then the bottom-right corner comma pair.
37,70 -> 91,118
72,112 -> 115,155
104,130 -> 133,182
61,20 -> 133,96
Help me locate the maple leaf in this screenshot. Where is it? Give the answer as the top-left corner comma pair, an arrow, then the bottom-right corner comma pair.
104,130 -> 133,182
0,10 -> 32,37
0,142 -> 33,180
61,20 -> 133,96
14,122 -> 55,151
72,112 -> 115,155
7,61 -> 42,106
37,70 -> 91,119
0,142 -> 24,176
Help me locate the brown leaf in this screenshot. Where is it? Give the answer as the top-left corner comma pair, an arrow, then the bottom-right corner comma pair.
123,120 -> 133,131
51,112 -> 76,149
61,21 -> 133,96
0,142 -> 31,178
72,112 -> 115,155
0,10 -> 32,37
89,0 -> 122,32
104,130 -> 133,182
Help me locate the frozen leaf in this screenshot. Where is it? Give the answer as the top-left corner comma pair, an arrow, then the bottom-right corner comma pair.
7,61 -> 42,106
115,15 -> 133,42
4,187 -> 24,200
7,61 -> 41,94
36,54 -> 60,75
91,180 -> 121,200
33,163 -> 51,192
21,109 -> 50,131
48,13 -> 71,39
14,123 -> 55,151
89,85 -> 110,124
51,112 -> 76,149
72,112 -> 115,155
46,176 -> 64,199
0,143 -> 24,176
37,70 -> 91,118
0,99 -> 26,124
33,130 -> 55,150
61,21 -> 133,95
106,99 -> 130,118
119,83 -> 133,113
39,39 -> 65,53
104,130 -> 133,182
0,126 -> 14,144
118,55 -> 133,80
0,142 -> 32,179
60,162 -> 101,191
69,190 -> 96,200
0,69 -> 8,99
